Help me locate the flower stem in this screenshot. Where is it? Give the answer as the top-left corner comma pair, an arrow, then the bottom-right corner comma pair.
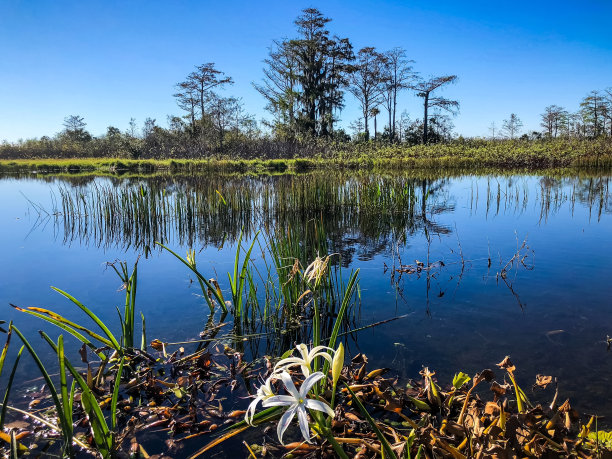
313,424 -> 349,459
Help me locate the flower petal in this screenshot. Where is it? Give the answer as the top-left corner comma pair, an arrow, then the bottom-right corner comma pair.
309,345 -> 334,357
297,344 -> 310,361
297,404 -> 312,443
304,398 -> 335,417
275,357 -> 305,367
262,395 -> 295,407
299,371 -> 325,397
280,371 -> 301,399
277,405 -> 297,445
245,397 -> 259,425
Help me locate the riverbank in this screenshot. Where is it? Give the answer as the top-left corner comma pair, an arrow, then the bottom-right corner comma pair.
1,139 -> 611,175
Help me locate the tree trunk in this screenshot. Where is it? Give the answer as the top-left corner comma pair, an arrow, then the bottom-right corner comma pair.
374,114 -> 377,140
392,86 -> 397,142
423,93 -> 429,144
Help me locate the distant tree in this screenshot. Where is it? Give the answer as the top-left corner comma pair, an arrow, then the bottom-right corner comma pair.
380,47 -> 415,141
412,75 -> 459,144
605,88 -> 612,136
348,117 -> 365,140
370,106 -> 380,140
580,90 -> 606,137
173,80 -> 198,129
142,118 -> 156,139
289,8 -> 354,136
255,9 -> 353,138
348,47 -> 387,139
540,105 -> 568,138
502,113 -> 523,139
175,63 -> 233,126
488,121 -> 497,140
208,96 -> 253,151
397,110 -> 411,143
127,118 -> 137,137
62,115 -> 91,142
253,39 -> 300,138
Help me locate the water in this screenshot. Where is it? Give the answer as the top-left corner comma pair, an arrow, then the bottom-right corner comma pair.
1,170 -> 611,454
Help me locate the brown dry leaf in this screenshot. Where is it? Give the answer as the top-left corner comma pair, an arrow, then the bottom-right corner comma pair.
4,420 -> 29,430
490,381 -> 511,400
365,368 -> 390,380
474,369 -> 495,385
534,374 -> 553,389
355,363 -> 367,382
496,356 -> 515,373
150,339 -> 165,351
485,401 -> 500,416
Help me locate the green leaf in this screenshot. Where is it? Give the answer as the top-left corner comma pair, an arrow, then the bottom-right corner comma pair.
40,331 -> 113,456
452,372 -> 471,390
111,356 -> 125,430
0,345 -> 23,430
11,326 -> 73,448
50,287 -> 121,351
344,383 -> 398,459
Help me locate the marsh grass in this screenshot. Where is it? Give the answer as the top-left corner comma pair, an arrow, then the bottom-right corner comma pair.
2,138 -> 612,172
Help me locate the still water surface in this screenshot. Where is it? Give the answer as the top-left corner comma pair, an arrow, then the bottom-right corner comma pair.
0,170 -> 611,447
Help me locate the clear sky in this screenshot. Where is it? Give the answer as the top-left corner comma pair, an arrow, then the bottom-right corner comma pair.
1,0 -> 611,141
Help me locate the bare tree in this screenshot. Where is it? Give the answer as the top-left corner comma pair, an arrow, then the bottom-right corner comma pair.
540,105 -> 568,138
177,63 -> 233,121
412,75 -> 459,144
173,80 -> 198,129
348,47 -> 387,139
605,88 -> 612,136
381,47 -> 415,142
488,121 -> 497,140
580,90 -> 606,137
502,113 -> 523,139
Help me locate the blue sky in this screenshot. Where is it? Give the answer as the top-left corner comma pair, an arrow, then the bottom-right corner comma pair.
1,0 -> 611,141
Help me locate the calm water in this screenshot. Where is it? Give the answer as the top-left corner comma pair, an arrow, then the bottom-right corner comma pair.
1,170 -> 611,453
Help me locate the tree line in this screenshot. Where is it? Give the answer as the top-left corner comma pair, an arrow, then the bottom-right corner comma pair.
488,89 -> 612,141
2,7 -> 611,160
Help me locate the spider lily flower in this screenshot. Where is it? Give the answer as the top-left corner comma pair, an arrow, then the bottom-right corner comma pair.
244,376 -> 276,426
274,343 -> 334,377
262,371 -> 334,444
332,342 -> 344,387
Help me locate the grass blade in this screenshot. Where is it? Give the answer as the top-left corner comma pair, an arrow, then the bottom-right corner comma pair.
111,356 -> 125,430
40,331 -> 113,456
57,335 -> 73,447
0,345 -> 23,430
11,326 -> 73,448
11,304 -> 110,356
344,383 -> 398,459
51,286 -> 121,351
156,242 -> 227,312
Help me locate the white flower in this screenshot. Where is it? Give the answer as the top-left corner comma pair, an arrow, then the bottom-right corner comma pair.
245,376 -> 276,426
262,371 -> 334,444
274,344 -> 334,377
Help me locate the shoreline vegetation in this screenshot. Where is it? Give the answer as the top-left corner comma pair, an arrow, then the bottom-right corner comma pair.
1,138 -> 612,175
2,243 -> 611,457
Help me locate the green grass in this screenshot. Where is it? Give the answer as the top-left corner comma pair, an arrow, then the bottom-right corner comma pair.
1,138 -> 612,175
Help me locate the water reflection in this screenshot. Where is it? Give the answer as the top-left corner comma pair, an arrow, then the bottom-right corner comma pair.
23,172 -> 611,256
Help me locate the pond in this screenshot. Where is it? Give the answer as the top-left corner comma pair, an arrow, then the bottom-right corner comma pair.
1,169 -> 611,456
